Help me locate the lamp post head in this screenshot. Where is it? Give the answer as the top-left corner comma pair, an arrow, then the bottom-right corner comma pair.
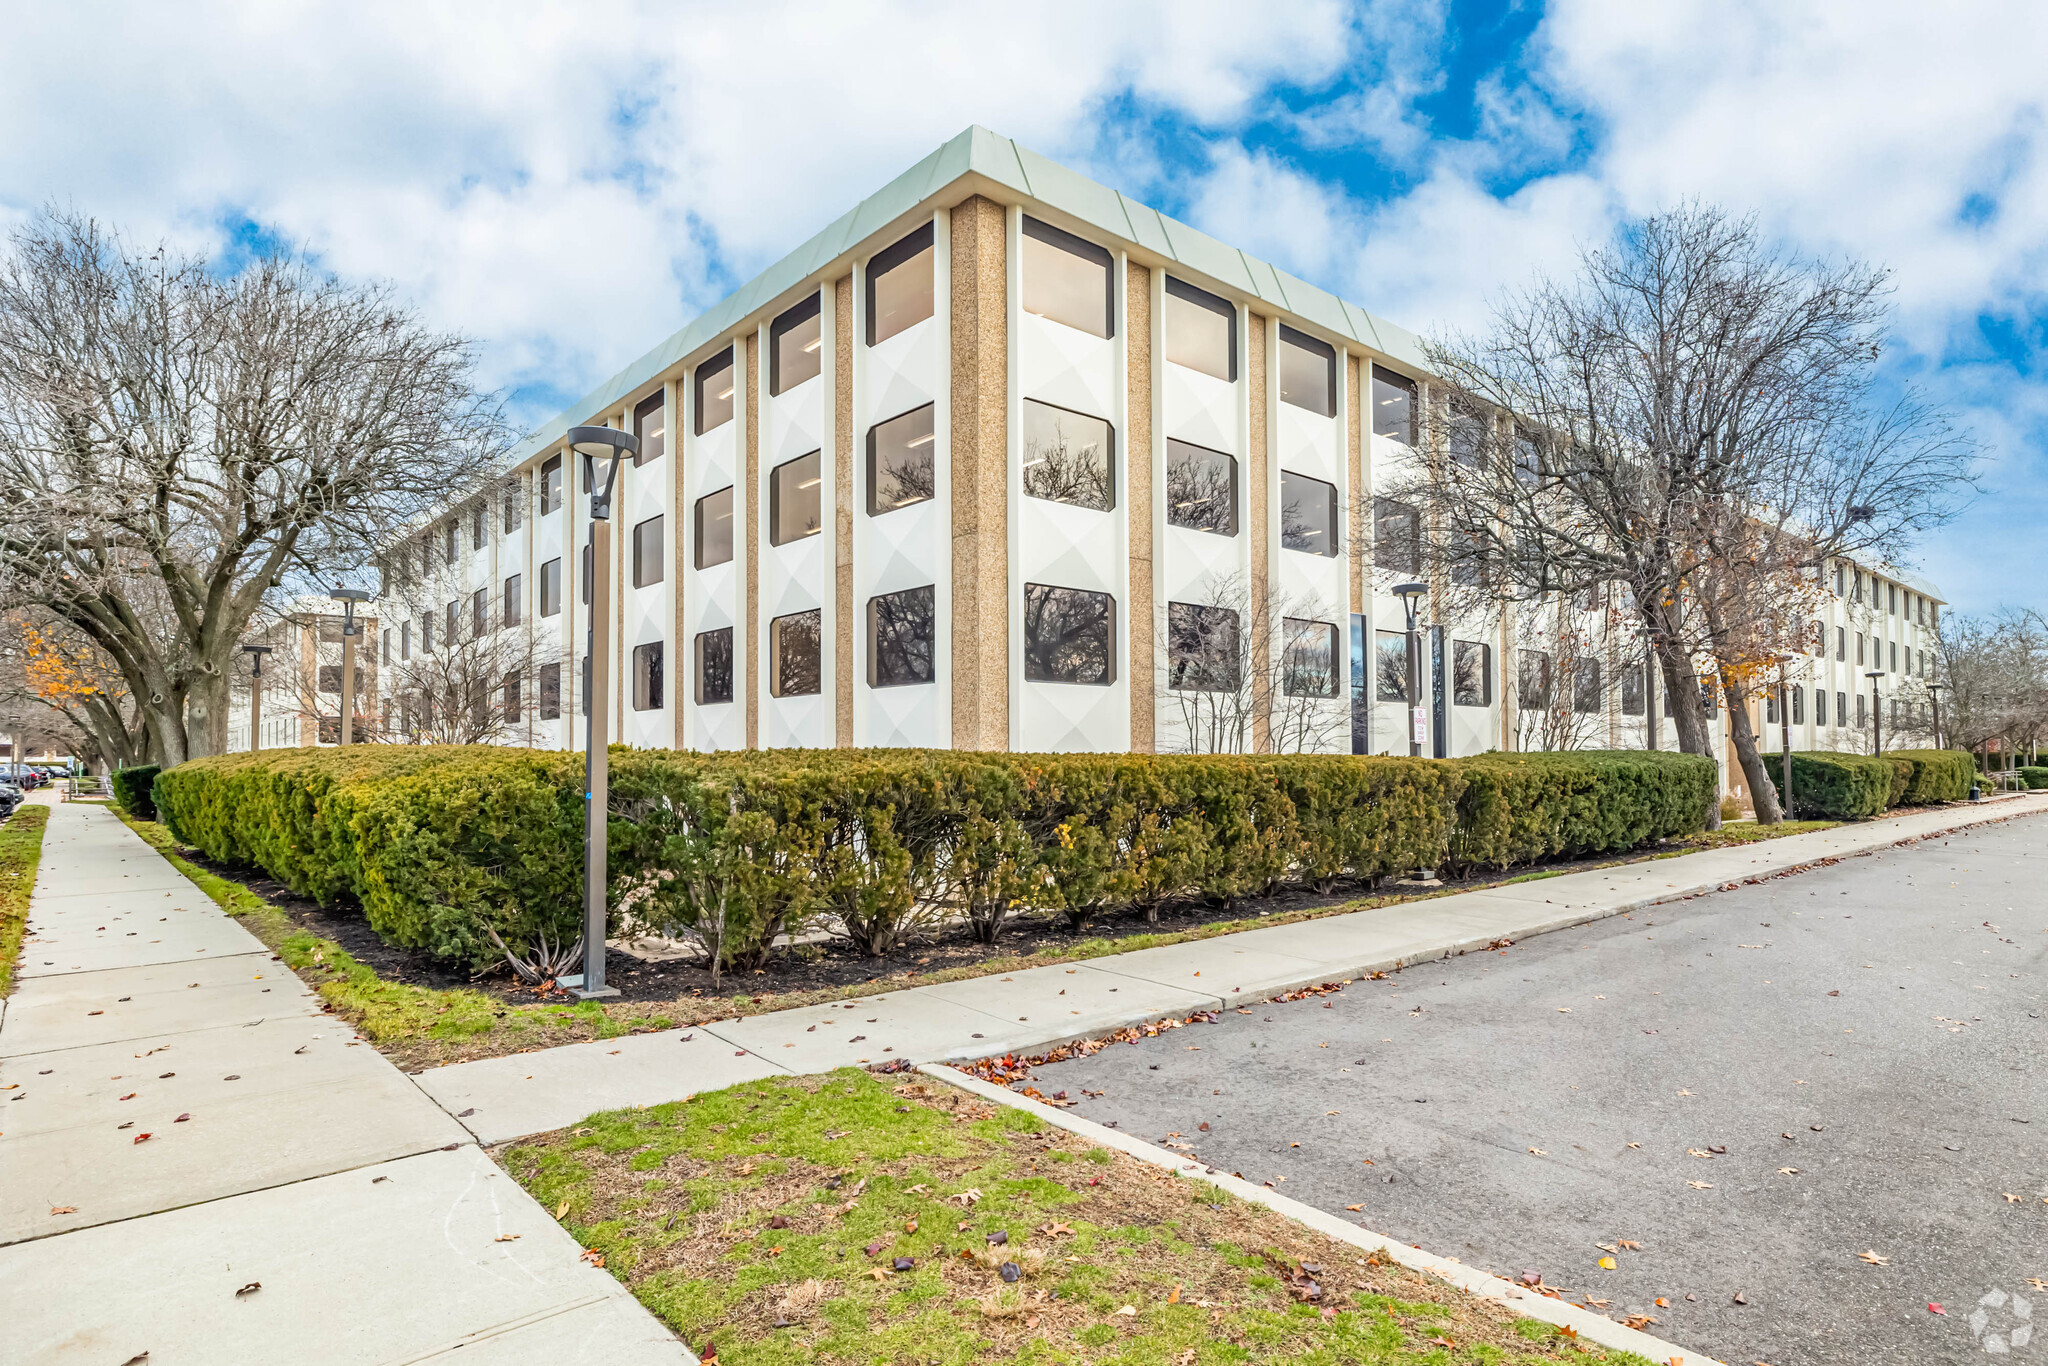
242,643 -> 274,677
1865,670 -> 1885,685
1392,581 -> 1428,631
566,425 -> 640,520
331,585 -> 372,636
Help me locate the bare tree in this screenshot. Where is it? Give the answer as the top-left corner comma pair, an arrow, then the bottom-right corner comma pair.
1161,569 -> 1348,755
0,209 -> 511,766
1392,203 -> 1977,820
1933,609 -> 2048,765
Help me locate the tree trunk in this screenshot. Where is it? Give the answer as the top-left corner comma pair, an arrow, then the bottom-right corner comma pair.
1720,672 -> 1785,823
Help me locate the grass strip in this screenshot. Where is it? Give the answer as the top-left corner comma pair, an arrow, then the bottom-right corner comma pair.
116,812 -> 677,1067
0,804 -> 53,996
502,1068 -> 1655,1365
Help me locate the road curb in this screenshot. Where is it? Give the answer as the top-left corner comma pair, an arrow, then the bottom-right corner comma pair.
919,1061 -> 1723,1366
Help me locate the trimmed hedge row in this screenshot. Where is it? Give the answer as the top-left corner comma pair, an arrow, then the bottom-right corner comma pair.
1761,747 -> 1977,820
155,746 -> 1717,972
111,765 -> 161,821
2021,767 -> 2048,791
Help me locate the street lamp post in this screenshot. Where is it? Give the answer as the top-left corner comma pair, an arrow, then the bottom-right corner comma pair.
1393,583 -> 1428,758
1776,655 -> 1795,820
331,587 -> 372,746
242,645 -> 273,752
1639,627 -> 1660,751
563,424 -> 638,1003
1926,681 -> 1946,750
1865,669 -> 1885,755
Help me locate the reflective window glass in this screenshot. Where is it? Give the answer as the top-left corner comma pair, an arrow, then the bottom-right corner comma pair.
868,585 -> 936,688
1023,399 -> 1113,511
1279,469 -> 1338,557
695,349 -> 735,435
1165,439 -> 1236,536
1023,583 -> 1115,685
770,451 -> 823,545
695,487 -> 734,568
867,404 -> 935,515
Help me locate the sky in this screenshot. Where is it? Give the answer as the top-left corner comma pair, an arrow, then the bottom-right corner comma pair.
3,0 -> 2043,616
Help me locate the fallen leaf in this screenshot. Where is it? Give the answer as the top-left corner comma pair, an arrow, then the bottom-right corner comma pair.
1114,1305 -> 1137,1317
1779,1167 -> 1800,1175
2005,1193 -> 2022,1203
1687,1180 -> 1713,1190
132,1132 -> 152,1144
1528,1147 -> 1548,1156
1858,1250 -> 1889,1266
1618,1240 -> 1643,1250
49,1205 -> 76,1215
494,1234 -> 521,1242
1928,1303 -> 1946,1315
555,1200 -> 570,1219
1597,1256 -> 1617,1270
234,1282 -> 261,1298
1167,1284 -> 1182,1304
580,1249 -> 605,1268
174,1113 -> 191,1123
1345,1204 -> 1363,1212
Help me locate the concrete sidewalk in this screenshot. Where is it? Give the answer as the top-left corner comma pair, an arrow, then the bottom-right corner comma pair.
0,796 -> 693,1366
419,790 -> 2048,1146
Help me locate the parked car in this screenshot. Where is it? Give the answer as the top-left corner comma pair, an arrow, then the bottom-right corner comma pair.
0,782 -> 21,817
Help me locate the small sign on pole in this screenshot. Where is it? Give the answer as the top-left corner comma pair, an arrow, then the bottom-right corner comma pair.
1411,707 -> 1428,746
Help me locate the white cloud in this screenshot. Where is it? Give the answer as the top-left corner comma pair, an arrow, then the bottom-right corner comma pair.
0,0 -> 1357,409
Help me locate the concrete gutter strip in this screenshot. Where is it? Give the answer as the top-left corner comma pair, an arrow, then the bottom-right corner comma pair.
921,1062 -> 1724,1366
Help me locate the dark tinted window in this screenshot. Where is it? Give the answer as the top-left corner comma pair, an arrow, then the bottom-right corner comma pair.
868,585 -> 935,687
632,641 -> 664,711
1168,602 -> 1239,692
502,574 -> 522,628
1023,584 -> 1114,685
770,609 -> 822,696
1375,630 -> 1407,702
695,628 -> 734,705
539,662 -> 561,719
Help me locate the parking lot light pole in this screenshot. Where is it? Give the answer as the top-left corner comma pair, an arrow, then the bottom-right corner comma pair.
1776,654 -> 1795,819
1393,582 -> 1428,757
563,424 -> 638,1003
1866,669 -> 1886,755
331,587 -> 372,746
242,645 -> 273,752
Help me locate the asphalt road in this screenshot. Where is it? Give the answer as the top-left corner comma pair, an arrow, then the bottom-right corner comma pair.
1034,814 -> 2048,1366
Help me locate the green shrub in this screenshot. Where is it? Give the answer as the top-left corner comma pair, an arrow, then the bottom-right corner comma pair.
1889,749 -> 1977,804
111,765 -> 161,821
156,746 -> 1716,972
2019,767 -> 2048,790
1760,751 -> 1894,820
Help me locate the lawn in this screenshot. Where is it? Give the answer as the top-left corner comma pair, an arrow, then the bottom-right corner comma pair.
501,1069 -> 1658,1366
0,804 -> 53,996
